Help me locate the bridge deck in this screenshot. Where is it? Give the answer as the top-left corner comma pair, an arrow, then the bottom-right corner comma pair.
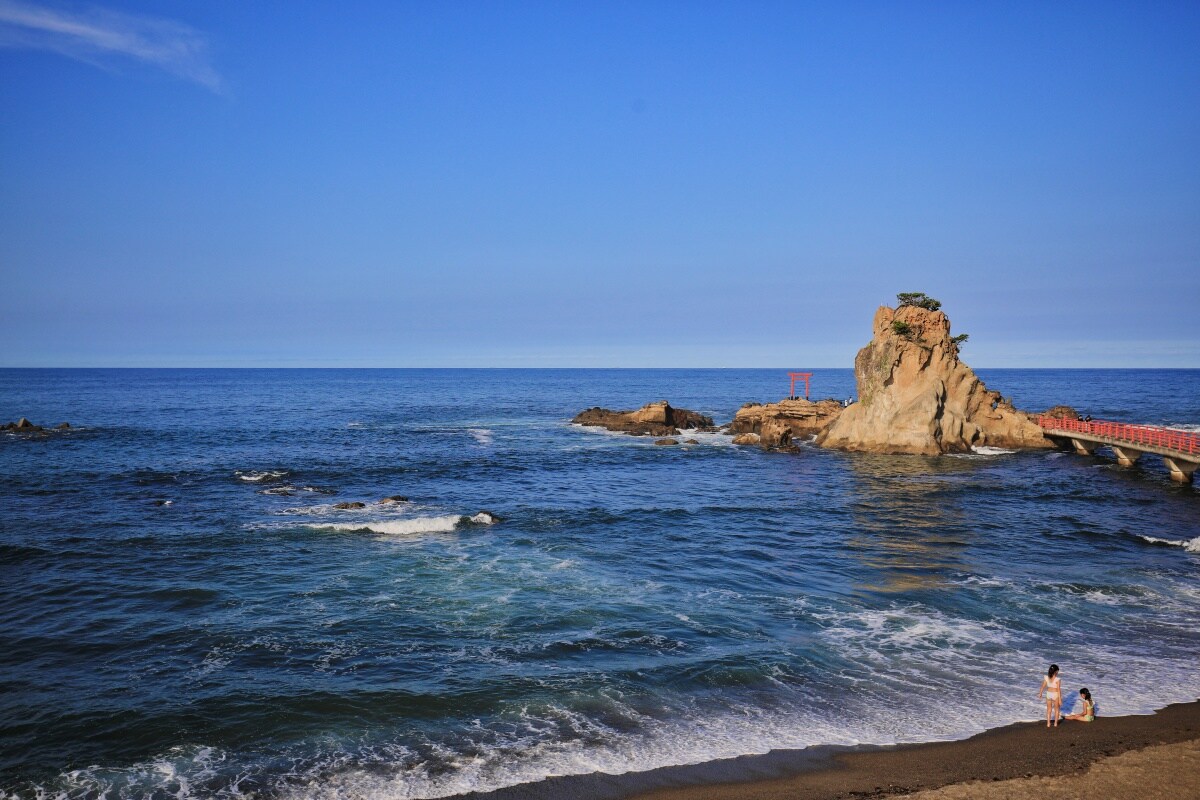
1037,416 -> 1200,458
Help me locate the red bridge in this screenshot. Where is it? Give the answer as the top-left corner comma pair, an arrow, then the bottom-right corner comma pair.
1037,416 -> 1200,485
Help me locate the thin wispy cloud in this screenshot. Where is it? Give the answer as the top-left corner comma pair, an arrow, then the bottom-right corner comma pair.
0,0 -> 220,91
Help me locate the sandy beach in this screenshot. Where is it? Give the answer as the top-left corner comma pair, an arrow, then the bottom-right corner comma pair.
626,701 -> 1200,800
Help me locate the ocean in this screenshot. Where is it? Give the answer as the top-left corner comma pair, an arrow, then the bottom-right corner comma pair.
1,368 -> 1198,799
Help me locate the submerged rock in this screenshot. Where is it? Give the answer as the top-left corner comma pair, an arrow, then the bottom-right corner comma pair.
573,401 -> 715,437
654,438 -> 679,446
816,304 -> 1051,454
333,501 -> 366,510
380,495 -> 409,504
466,511 -> 501,525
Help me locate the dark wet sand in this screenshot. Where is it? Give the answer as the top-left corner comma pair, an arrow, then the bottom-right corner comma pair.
629,701 -> 1200,800
460,700 -> 1200,800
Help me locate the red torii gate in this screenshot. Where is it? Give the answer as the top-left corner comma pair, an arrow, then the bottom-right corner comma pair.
788,371 -> 812,400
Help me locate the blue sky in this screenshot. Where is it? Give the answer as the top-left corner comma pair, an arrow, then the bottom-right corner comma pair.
2,1 -> 1198,367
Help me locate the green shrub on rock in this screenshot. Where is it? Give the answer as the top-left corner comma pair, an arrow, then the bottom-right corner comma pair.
896,292 -> 942,311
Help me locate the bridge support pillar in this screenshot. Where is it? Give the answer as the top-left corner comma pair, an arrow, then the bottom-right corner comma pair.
1070,438 -> 1099,455
1110,445 -> 1145,467
1163,457 -> 1198,485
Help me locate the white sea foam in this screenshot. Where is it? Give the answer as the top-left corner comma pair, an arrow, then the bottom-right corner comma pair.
819,606 -> 1010,651
675,428 -> 735,446
1139,535 -> 1200,553
307,515 -> 465,536
280,499 -> 426,516
570,425 -> 735,447
949,445 -> 1018,459
958,574 -> 1012,588
469,428 -> 494,445
25,633 -> 1200,800
281,503 -> 352,516
1081,590 -> 1130,606
236,470 -> 288,482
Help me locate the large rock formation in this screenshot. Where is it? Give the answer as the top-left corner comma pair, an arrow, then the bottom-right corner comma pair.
572,401 -> 715,437
816,304 -> 1050,454
727,399 -> 844,447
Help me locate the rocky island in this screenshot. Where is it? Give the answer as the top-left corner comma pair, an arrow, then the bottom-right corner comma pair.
574,295 -> 1059,456
572,401 -> 715,437
727,398 -> 844,447
817,297 -> 1050,454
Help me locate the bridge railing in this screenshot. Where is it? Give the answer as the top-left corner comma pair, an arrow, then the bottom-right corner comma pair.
1037,416 -> 1200,455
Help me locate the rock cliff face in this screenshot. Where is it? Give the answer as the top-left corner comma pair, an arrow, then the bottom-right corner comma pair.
727,399 -> 844,447
572,401 -> 715,437
816,305 -> 1050,455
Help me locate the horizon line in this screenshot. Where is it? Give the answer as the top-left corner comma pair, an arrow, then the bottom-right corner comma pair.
2,365 -> 1198,371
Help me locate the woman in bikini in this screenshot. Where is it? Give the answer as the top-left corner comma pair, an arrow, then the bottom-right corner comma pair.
1037,664 -> 1062,727
1064,687 -> 1096,722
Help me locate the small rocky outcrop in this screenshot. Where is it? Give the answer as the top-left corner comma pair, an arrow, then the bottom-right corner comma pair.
727,399 -> 844,447
816,304 -> 1051,455
380,495 -> 409,504
654,438 -> 679,446
333,501 -> 366,510
732,432 -> 761,445
572,401 -> 715,437
465,511 -> 501,525
2,418 -> 71,434
1041,405 -> 1080,420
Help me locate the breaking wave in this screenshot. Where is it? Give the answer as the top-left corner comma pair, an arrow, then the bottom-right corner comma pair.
236,470 -> 289,482
1139,535 -> 1200,553
305,513 -> 498,536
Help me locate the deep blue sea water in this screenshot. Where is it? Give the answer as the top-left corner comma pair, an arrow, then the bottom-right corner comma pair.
2,368 -> 1198,800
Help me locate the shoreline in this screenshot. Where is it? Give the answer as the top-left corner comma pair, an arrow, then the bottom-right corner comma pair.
458,700 -> 1200,800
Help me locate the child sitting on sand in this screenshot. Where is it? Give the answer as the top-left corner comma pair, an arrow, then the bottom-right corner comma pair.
1064,687 -> 1096,722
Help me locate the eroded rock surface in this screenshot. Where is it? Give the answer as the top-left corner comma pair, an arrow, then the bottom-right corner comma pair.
727,399 -> 844,447
572,401 -> 714,437
816,304 -> 1050,455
